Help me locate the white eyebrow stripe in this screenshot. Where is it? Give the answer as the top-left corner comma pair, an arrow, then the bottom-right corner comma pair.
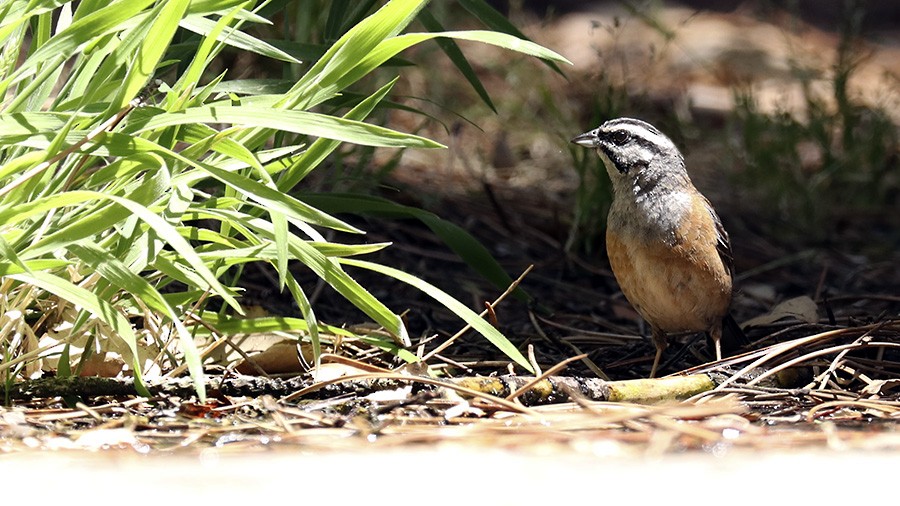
601,121 -> 670,148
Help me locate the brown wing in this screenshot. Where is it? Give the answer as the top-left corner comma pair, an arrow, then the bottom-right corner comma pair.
702,195 -> 733,278
701,196 -> 749,348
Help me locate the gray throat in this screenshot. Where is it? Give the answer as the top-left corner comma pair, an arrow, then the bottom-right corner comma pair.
609,176 -> 691,246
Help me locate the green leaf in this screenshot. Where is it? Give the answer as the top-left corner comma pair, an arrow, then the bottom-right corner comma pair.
180,14 -> 301,64
193,241 -> 390,264
330,30 -> 571,98
277,77 -> 399,191
195,314 -> 420,365
458,0 -> 566,75
211,79 -> 293,96
417,9 -> 495,113
112,0 -> 190,111
0,234 -> 33,276
178,124 -> 264,171
195,207 -> 410,346
23,159 -> 169,257
291,0 -> 427,104
340,258 -> 533,373
0,112 -> 69,146
202,315 -> 353,336
193,162 -> 364,234
179,3 -> 248,92
186,0 -> 253,16
283,274 -> 320,370
0,259 -> 70,276
133,105 -> 445,149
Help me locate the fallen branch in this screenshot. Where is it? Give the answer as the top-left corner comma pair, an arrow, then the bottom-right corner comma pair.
5,367 -> 808,406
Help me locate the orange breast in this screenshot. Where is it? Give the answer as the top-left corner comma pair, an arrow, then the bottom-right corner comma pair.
606,198 -> 732,333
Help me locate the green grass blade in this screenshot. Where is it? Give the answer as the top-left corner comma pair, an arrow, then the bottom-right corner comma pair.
331,30 -> 571,96
300,193 -> 531,303
340,258 -> 533,373
277,77 -> 398,191
177,2 -> 247,97
0,259 -> 70,276
192,162 -> 364,234
133,105 -> 445,149
0,234 -> 33,276
417,9 -> 496,113
291,0 -> 427,102
1,0 -> 156,93
112,0 -> 190,111
67,242 -> 207,401
272,208 -> 289,288
180,14 -> 301,64
9,270 -> 152,397
200,208 -> 410,346
187,0 -> 253,15
283,274 -> 320,369
458,0 -> 566,75
197,314 -> 420,365
4,190 -> 241,313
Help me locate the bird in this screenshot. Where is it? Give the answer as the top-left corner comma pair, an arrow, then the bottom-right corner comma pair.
572,117 -> 737,377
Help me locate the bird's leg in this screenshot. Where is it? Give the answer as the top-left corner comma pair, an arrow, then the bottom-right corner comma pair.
710,323 -> 723,361
649,328 -> 668,378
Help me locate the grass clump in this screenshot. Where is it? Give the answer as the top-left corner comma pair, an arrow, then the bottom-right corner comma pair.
0,0 -> 570,401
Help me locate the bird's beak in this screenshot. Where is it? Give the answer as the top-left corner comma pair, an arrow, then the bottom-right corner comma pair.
571,130 -> 598,148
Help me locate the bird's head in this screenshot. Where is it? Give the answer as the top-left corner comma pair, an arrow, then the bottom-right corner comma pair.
571,118 -> 686,186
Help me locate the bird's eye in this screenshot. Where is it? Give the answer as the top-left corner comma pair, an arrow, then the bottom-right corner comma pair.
610,130 -> 629,146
